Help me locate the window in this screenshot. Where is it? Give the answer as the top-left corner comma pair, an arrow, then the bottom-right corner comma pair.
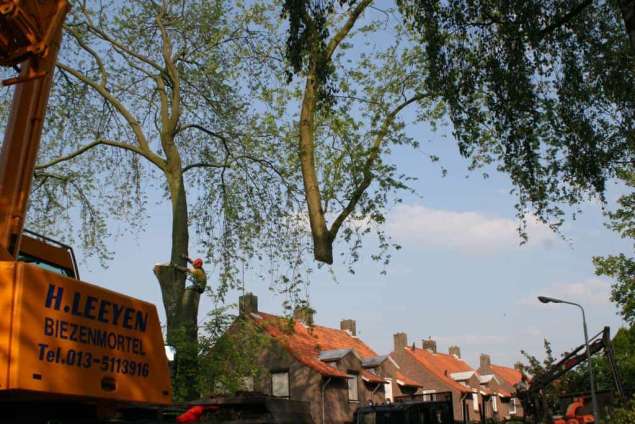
347,375 -> 359,402
384,379 -> 393,403
17,253 -> 73,277
492,395 -> 498,413
271,372 -> 289,398
241,376 -> 254,392
510,398 -> 517,415
473,393 -> 479,412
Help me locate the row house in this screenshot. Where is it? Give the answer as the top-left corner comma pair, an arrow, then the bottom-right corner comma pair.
213,294 -> 421,424
477,353 -> 526,419
390,333 -> 526,423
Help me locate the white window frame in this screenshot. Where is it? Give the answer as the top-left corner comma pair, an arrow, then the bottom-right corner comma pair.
347,374 -> 359,402
271,371 -> 290,398
384,378 -> 393,403
473,392 -> 479,412
492,395 -> 498,413
510,397 -> 517,415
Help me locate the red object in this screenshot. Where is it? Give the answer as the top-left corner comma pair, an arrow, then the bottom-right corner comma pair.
192,258 -> 203,268
177,405 -> 214,423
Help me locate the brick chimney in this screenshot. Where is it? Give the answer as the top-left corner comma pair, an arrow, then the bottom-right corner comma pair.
239,293 -> 258,316
293,305 -> 315,325
449,345 -> 461,358
480,354 -> 491,369
340,319 -> 356,336
394,332 -> 407,352
422,339 -> 437,353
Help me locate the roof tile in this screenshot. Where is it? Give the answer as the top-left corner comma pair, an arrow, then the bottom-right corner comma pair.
402,347 -> 475,393
251,312 -> 377,378
490,364 -> 523,386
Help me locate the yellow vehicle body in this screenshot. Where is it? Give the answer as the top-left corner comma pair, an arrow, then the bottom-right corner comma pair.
0,261 -> 172,404
0,0 -> 174,413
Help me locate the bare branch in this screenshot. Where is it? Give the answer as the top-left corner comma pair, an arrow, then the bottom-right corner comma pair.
325,0 -> 373,60
56,62 -> 166,171
79,2 -> 164,73
35,139 -> 145,170
66,27 -> 108,87
329,93 -> 426,237
182,162 -> 227,173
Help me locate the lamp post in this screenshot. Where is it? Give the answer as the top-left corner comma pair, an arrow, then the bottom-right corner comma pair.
537,296 -> 599,422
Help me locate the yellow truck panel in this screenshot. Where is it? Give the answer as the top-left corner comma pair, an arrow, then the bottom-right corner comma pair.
0,261 -> 172,404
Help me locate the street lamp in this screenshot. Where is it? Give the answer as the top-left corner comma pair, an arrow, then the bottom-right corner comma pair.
537,296 -> 599,422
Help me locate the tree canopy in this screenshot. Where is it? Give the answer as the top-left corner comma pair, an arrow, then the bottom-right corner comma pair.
594,171 -> 635,325
395,0 -> 634,232
27,0 -> 303,399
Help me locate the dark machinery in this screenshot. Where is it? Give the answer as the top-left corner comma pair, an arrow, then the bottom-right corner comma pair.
518,326 -> 626,423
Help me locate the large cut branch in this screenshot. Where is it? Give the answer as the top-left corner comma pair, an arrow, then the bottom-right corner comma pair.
300,79 -> 424,264
298,0 -> 375,264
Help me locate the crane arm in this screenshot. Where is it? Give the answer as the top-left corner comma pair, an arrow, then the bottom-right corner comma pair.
0,0 -> 69,259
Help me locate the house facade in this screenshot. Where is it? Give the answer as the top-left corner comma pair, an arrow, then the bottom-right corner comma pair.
390,333 -> 523,423
390,333 -> 483,422
477,354 -> 527,420
213,293 -> 420,424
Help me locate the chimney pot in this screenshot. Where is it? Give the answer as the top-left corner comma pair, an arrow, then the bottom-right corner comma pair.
480,354 -> 492,369
340,319 -> 357,336
293,305 -> 315,325
393,332 -> 407,352
421,339 -> 437,353
449,345 -> 461,358
239,293 -> 258,316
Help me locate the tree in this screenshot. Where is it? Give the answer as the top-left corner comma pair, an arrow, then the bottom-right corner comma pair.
521,340 -> 562,421
278,1 -> 634,265
29,0 -> 300,400
278,1 -> 439,264
594,170 -> 635,325
392,0 -> 633,235
197,308 -> 270,397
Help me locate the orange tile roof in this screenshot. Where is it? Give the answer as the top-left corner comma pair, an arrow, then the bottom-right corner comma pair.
497,388 -> 512,398
490,364 -> 523,387
250,312 -> 378,379
361,369 -> 385,384
403,347 -> 475,393
394,370 -> 421,388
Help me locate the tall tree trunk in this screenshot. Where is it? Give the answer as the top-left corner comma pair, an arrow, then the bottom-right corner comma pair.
299,71 -> 334,264
153,172 -> 204,400
620,0 -> 635,54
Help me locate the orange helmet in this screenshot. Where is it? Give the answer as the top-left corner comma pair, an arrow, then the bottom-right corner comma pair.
192,258 -> 203,268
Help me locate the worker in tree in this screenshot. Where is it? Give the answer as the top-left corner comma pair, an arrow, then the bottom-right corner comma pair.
173,255 -> 207,294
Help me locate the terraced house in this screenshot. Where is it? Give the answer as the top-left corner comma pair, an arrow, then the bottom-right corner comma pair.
218,294 -> 420,424
476,354 -> 527,420
390,333 -> 523,423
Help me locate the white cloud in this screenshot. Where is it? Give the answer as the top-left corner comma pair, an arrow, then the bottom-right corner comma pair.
387,204 -> 555,254
520,279 -> 612,307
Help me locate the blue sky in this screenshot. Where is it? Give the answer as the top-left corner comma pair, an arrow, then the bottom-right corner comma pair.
76,113 -> 628,370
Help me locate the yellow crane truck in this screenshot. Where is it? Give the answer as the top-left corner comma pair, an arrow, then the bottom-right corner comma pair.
0,1 -> 172,421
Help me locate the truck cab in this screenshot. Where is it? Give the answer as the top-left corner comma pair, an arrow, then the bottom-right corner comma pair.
17,230 -> 79,279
